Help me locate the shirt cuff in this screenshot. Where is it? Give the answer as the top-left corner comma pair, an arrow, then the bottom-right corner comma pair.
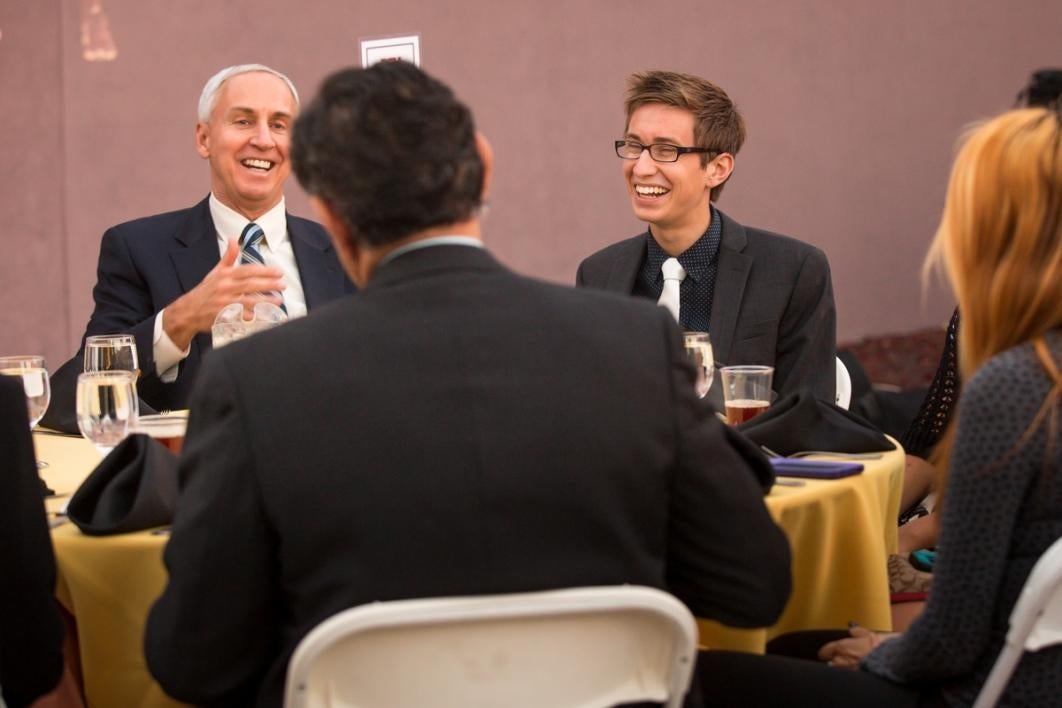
153,311 -> 191,383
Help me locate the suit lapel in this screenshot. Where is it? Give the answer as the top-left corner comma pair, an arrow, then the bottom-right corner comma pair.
606,234 -> 647,293
709,211 -> 752,368
288,216 -> 346,310
171,197 -> 221,295
169,197 -> 221,372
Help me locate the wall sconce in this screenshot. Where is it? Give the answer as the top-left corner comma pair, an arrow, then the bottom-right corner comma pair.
81,0 -> 117,62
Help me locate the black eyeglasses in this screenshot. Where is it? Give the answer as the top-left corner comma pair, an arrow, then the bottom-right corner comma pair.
615,139 -> 720,163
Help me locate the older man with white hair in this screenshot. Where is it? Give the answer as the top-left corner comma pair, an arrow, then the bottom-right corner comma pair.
44,64 -> 356,421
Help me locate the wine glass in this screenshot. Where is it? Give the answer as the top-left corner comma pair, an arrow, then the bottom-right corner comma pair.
0,355 -> 51,428
682,332 -> 715,399
76,371 -> 139,455
84,334 -> 139,376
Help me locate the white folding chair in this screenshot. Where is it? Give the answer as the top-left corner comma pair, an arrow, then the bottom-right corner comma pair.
972,535 -> 1062,707
835,356 -> 852,409
283,585 -> 698,708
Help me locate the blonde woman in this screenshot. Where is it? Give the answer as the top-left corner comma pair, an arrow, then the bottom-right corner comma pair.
699,107 -> 1062,707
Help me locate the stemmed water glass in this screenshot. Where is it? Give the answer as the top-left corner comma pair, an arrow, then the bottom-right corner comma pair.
0,355 -> 51,428
1,355 -> 52,469
682,332 -> 715,399
84,334 -> 139,376
76,371 -> 139,456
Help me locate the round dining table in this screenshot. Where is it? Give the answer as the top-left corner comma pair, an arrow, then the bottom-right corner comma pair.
38,430 -> 904,708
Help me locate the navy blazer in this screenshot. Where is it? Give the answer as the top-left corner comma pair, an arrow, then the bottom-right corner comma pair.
51,197 -> 356,418
576,208 -> 837,404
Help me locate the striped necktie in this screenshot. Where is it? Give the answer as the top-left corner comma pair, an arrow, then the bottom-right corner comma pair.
238,222 -> 286,312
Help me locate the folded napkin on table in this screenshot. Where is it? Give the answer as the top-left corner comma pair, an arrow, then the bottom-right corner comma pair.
736,390 -> 896,457
67,434 -> 177,536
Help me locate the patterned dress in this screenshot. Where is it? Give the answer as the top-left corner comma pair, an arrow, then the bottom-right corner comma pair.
863,331 -> 1062,706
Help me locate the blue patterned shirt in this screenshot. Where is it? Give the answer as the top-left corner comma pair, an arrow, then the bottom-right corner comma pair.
633,206 -> 722,333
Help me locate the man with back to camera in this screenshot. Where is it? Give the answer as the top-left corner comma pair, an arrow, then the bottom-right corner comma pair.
577,70 -> 836,404
144,61 -> 791,707
42,63 -> 356,425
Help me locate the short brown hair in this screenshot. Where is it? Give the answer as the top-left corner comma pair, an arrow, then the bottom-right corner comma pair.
625,70 -> 746,201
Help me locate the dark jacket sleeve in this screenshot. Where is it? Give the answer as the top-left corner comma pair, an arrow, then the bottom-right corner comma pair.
144,353 -> 281,706
773,245 -> 837,403
0,377 -> 64,707
40,224 -> 169,432
84,225 -> 170,384
660,311 -> 792,626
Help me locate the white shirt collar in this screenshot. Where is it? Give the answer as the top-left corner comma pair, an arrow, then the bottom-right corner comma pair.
208,194 -> 289,250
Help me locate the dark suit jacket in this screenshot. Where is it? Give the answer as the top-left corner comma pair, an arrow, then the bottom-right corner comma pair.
44,197 -> 356,425
576,209 -> 837,404
145,244 -> 791,707
0,377 -> 64,707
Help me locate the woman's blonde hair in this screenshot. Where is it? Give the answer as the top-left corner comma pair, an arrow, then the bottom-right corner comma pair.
925,107 -> 1062,475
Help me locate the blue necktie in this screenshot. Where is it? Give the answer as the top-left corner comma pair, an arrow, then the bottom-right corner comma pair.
238,222 -> 286,312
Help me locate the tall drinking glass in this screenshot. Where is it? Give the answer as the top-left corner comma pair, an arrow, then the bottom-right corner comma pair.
682,332 -> 715,399
76,371 -> 138,455
84,334 -> 139,376
720,365 -> 774,425
0,355 -> 51,428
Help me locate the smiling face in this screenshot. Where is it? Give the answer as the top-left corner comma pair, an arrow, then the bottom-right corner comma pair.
623,103 -> 730,252
195,71 -> 296,220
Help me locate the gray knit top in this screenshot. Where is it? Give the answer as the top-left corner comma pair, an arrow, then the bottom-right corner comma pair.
862,331 -> 1062,707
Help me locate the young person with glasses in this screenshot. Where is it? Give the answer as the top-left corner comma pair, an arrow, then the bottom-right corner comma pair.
577,70 -> 837,405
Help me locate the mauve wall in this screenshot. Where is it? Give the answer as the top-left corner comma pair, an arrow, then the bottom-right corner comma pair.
1,0 -> 1059,371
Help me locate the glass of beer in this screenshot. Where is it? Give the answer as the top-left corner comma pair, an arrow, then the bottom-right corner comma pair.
720,366 -> 774,425
134,413 -> 188,454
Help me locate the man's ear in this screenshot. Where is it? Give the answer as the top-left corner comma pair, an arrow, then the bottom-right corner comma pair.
310,196 -> 361,280
475,131 -> 494,203
705,153 -> 735,190
195,122 -> 211,159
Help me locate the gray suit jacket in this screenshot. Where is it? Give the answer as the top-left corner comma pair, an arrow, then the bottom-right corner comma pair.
145,245 -> 791,707
576,209 -> 836,403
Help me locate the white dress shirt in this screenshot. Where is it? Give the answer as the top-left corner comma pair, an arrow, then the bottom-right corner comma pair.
152,195 -> 307,382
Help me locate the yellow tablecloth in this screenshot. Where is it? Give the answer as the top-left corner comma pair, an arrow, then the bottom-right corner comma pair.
699,439 -> 905,652
38,433 -> 186,708
38,431 -> 903,706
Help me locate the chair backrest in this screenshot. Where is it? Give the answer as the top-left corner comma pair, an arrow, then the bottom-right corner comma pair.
283,585 -> 698,708
972,535 -> 1062,708
835,356 -> 853,409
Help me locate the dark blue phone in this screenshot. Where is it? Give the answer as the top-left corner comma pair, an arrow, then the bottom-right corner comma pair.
768,458 -> 864,479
